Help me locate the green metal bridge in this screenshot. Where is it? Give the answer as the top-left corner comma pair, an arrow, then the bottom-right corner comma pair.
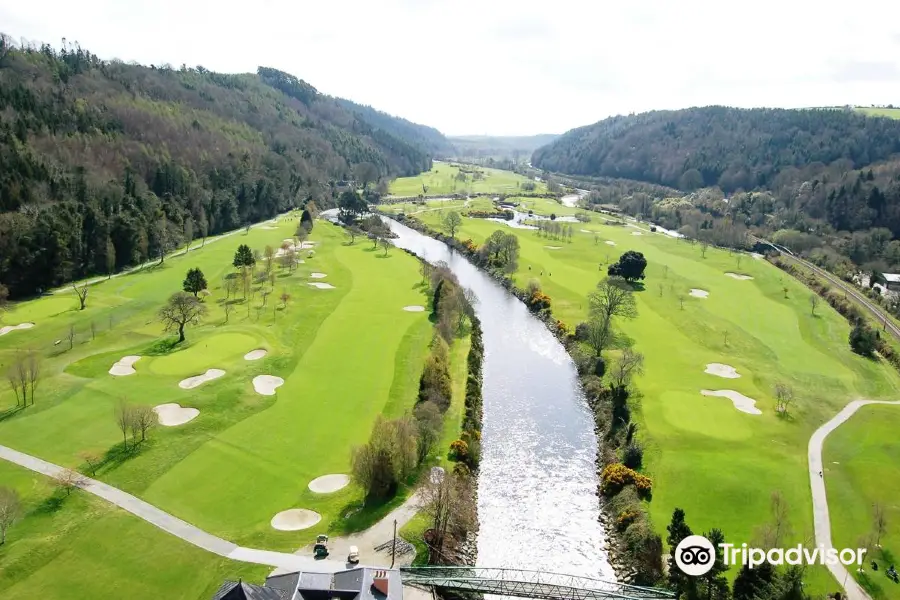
400,566 -> 676,600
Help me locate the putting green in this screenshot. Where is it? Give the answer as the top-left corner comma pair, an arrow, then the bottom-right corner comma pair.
147,333 -> 257,375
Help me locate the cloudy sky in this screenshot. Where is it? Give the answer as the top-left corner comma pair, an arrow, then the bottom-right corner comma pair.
2,0 -> 900,136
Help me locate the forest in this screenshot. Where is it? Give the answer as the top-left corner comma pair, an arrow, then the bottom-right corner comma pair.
533,107 -> 900,193
0,37 -> 438,298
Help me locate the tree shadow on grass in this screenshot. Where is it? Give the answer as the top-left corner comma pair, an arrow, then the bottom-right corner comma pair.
143,337 -> 183,356
0,405 -> 26,423
95,440 -> 148,475
29,493 -> 66,517
330,492 -> 409,537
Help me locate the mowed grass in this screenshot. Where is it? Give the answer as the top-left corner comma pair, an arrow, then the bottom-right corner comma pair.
0,215 -> 443,595
856,107 -> 900,120
388,161 -> 547,197
410,208 -> 900,594
0,462 -> 266,599
825,404 -> 900,600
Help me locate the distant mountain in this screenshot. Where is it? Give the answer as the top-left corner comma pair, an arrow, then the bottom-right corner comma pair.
335,97 -> 454,156
0,39 -> 435,297
449,134 -> 560,161
532,106 -> 900,193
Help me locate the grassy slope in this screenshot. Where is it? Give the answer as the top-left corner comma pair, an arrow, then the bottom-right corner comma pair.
0,462 -> 266,600
388,161 -> 546,197
825,404 -> 900,600
855,107 -> 900,119
401,194 -> 900,593
0,216 -> 437,595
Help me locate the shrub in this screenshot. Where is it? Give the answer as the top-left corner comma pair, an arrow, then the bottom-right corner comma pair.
849,322 -> 877,357
449,439 -> 469,461
601,463 -> 652,497
623,443 -> 644,469
594,356 -> 607,378
616,509 -> 640,532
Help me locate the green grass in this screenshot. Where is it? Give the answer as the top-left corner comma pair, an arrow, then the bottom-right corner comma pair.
0,214 -> 450,596
825,404 -> 900,600
855,107 -> 900,119
410,210 -> 900,594
388,161 -> 547,197
0,461 -> 267,600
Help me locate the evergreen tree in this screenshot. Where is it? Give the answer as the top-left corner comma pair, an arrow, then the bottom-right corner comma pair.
667,508 -> 698,599
233,244 -> 255,269
700,528 -> 730,600
183,268 -> 207,296
732,562 -> 777,600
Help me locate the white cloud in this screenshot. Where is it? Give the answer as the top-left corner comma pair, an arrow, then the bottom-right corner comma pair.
2,0 -> 900,135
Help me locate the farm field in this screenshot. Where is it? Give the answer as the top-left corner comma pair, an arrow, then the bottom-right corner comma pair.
855,107 -> 900,119
0,214 -> 444,596
407,203 -> 900,595
387,161 -> 547,197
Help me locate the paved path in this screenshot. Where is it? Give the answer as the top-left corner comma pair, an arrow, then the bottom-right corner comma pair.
808,400 -> 900,600
0,444 -> 351,573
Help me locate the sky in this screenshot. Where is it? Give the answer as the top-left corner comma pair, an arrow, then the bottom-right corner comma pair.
2,0 -> 900,136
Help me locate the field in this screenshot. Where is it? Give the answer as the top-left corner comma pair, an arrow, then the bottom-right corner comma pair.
387,161 -> 547,197
404,196 -> 900,595
856,107 -> 900,120
0,215 -> 447,597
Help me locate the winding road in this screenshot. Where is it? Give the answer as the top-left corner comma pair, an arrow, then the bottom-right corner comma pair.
0,443 -> 419,574
808,400 -> 900,600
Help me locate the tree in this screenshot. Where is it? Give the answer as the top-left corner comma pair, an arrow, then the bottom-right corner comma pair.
279,291 -> 291,309
443,211 -> 463,238
0,486 -> 21,544
0,283 -> 8,322
158,292 -> 207,343
351,416 -> 419,501
479,230 -> 519,275
72,282 -> 89,310
608,250 -> 647,282
55,468 -> 84,496
345,226 -> 362,245
354,162 -> 379,189
418,467 -> 476,565
610,348 -> 644,390
338,190 -> 367,225
263,245 -> 276,278
584,316 -> 615,356
809,294 -> 820,316
300,208 -> 314,231
414,401 -> 443,464
379,237 -> 393,257
67,323 -> 77,350
700,528 -> 730,600
114,400 -> 132,449
105,238 -> 116,279
849,322 -> 877,356
873,502 -> 887,546
586,277 -> 637,355
232,244 -> 255,269
26,350 -> 40,405
666,508 -> 697,598
78,450 -> 103,476
132,405 -> 156,442
223,299 -> 234,323
774,383 -> 794,415
182,268 -> 207,296
700,242 -> 709,258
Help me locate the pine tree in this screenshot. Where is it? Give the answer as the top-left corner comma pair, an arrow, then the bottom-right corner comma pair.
667,508 -> 698,599
233,244 -> 255,269
183,268 -> 208,297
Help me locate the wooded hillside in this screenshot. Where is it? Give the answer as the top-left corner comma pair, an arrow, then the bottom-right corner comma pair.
532,107 -> 900,193
0,38 -> 435,298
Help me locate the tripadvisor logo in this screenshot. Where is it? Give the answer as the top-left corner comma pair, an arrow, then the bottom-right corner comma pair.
674,535 -> 867,576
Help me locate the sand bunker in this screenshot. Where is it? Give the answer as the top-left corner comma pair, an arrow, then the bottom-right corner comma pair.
178,368 -> 226,390
308,282 -> 335,289
751,252 -> 764,260
545,246 -> 562,250
109,355 -> 141,376
153,403 -> 200,426
260,225 -> 278,230
270,509 -> 321,531
309,272 -> 327,278
244,349 -> 268,361
403,305 -> 426,312
725,272 -> 754,280
0,322 -> 35,336
632,231 -> 643,236
605,240 -> 616,246
705,363 -> 740,378
253,375 -> 284,395
580,229 -> 593,234
701,390 -> 761,415
689,289 -> 709,298
308,474 -> 350,494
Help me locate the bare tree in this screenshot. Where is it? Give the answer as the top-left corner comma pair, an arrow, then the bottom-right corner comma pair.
873,503 -> 887,547
6,361 -> 24,408
158,292 -> 208,343
658,283 -> 664,297
66,323 -> 77,350
90,320 -> 96,340
224,300 -> 234,324
770,491 -> 792,547
55,468 -> 84,496
26,350 -> 40,405
414,401 -> 443,464
419,468 -> 476,564
351,416 -> 419,501
114,400 -> 132,449
0,486 -> 21,545
774,383 -> 794,415
700,242 -> 709,258
0,282 -> 8,322
783,286 -> 789,299
678,294 -> 686,310
584,316 -> 615,357
72,282 -> 89,310
78,450 -> 103,476
280,291 -> 291,309
809,295 -> 820,316
263,245 -> 276,278
380,237 -> 393,257
132,405 -> 156,442
443,211 -> 463,238
609,348 -> 644,390
586,277 -> 637,356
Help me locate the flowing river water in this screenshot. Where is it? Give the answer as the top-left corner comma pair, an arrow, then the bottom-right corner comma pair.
385,217 -> 614,579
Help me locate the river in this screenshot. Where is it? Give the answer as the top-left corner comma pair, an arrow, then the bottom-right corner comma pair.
385,217 -> 613,580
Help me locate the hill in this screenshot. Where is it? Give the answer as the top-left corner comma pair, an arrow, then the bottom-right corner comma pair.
335,97 -> 454,156
449,134 -> 559,161
0,39 -> 434,298
532,106 -> 900,193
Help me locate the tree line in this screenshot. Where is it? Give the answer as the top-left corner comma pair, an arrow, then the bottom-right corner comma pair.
0,36 -> 434,299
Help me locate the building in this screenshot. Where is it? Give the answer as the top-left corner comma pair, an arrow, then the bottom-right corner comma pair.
880,273 -> 900,292
212,568 -> 404,600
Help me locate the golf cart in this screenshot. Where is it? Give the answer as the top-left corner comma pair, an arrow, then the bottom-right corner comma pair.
348,545 -> 360,564
314,534 -> 329,558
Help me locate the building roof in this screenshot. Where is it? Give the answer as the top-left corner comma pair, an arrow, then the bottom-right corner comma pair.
212,580 -> 289,600
883,273 -> 900,283
261,568 -> 403,600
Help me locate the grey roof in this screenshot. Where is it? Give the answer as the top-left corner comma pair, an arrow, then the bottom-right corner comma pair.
212,580 -> 289,600
883,273 -> 900,283
266,572 -> 301,597
299,572 -> 335,590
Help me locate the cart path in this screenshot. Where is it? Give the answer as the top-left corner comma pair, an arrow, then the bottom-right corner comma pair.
0,443 -> 407,573
809,400 -> 900,600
